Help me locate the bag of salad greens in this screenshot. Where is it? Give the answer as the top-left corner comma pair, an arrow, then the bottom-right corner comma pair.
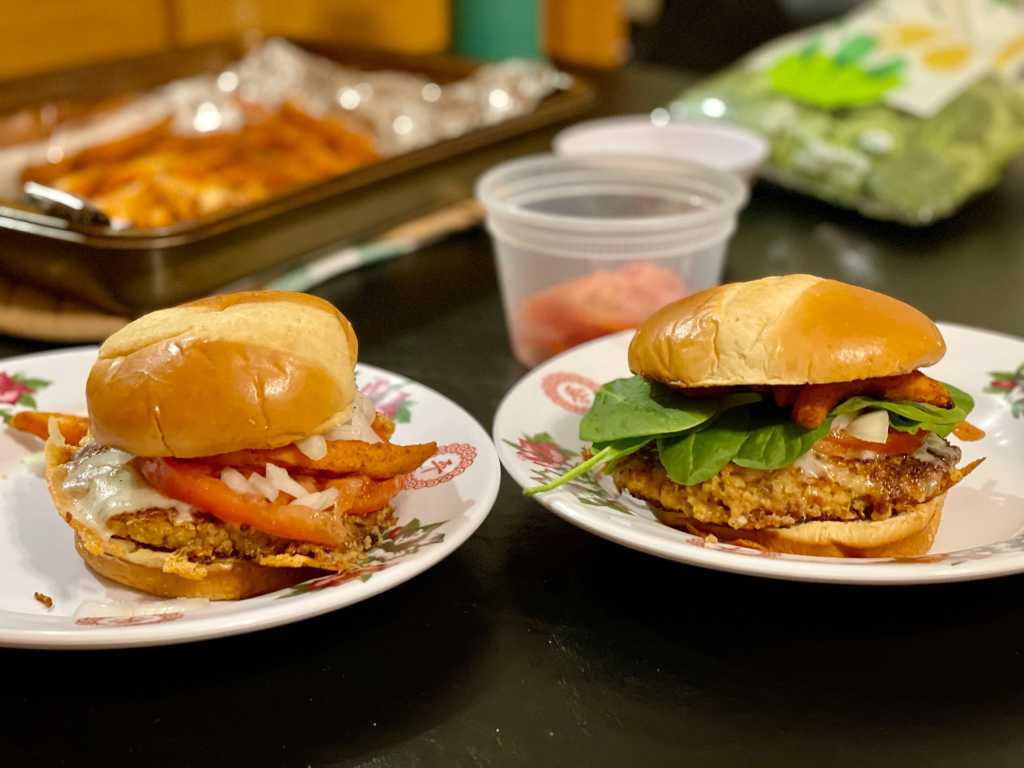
670,0 -> 1024,225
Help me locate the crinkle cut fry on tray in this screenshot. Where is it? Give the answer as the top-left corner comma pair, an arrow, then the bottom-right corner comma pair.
20,103 -> 379,229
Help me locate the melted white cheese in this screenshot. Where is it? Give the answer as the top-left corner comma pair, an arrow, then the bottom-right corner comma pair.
912,432 -> 959,464
61,445 -> 196,536
793,450 -> 832,479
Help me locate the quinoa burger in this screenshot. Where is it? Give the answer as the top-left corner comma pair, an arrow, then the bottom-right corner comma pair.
11,291 -> 436,598
530,275 -> 984,558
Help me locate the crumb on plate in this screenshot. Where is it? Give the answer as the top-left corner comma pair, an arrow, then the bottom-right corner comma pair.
34,591 -> 53,609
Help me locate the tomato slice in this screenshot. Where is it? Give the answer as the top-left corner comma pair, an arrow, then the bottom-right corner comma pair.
134,458 -> 401,547
814,428 -> 927,458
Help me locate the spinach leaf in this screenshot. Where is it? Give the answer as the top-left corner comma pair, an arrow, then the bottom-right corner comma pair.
733,404 -> 833,470
946,383 -> 975,414
830,381 -> 973,437
579,376 -> 756,444
524,436 -> 649,496
656,408 -> 750,486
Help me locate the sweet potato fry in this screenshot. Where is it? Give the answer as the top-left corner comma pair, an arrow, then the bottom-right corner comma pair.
792,383 -> 856,428
21,108 -> 378,228
792,371 -> 952,428
877,371 -> 952,408
372,412 -> 395,441
202,440 -> 437,480
771,385 -> 799,407
9,411 -> 89,445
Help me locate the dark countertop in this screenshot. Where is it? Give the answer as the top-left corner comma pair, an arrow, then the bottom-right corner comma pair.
4,64 -> 1024,767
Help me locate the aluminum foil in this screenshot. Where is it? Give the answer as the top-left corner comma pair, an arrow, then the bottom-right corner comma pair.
0,38 -> 571,198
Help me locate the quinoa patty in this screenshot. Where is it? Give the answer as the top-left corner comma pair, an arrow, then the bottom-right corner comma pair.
105,506 -> 395,574
612,439 -> 973,530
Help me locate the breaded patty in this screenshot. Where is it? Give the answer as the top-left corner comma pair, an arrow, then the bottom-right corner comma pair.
106,506 -> 394,576
612,440 -> 972,530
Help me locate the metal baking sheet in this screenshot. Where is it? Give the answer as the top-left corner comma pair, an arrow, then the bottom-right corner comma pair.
0,38 -> 593,313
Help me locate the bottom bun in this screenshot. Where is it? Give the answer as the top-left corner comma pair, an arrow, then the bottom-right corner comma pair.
655,495 -> 945,558
75,536 -> 323,600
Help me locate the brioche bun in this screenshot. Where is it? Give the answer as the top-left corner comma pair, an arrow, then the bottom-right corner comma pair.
655,495 -> 944,558
87,291 -> 358,458
629,275 -> 945,387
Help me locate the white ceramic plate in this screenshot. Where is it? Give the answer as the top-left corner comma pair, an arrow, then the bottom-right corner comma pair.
495,324 -> 1024,585
0,348 -> 500,649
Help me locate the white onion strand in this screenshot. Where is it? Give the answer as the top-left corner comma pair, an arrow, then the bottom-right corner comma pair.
220,467 -> 252,495
292,487 -> 339,510
295,434 -> 328,460
247,471 -> 279,502
266,462 -> 310,499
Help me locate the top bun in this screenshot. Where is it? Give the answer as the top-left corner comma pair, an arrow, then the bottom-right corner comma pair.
628,275 -> 945,387
87,291 -> 358,458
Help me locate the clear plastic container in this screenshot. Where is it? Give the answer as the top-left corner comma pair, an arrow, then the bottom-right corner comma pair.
475,154 -> 747,367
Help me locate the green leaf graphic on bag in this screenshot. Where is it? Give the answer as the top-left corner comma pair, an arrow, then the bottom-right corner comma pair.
769,33 -> 906,108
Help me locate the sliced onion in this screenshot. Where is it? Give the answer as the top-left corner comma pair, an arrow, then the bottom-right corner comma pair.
291,487 -> 339,511
247,471 -> 279,502
324,422 -> 381,443
220,467 -> 252,495
831,412 -> 854,433
318,393 -> 382,444
355,392 -> 376,422
265,462 -> 309,499
47,416 -> 66,447
295,434 -> 328,461
846,410 -> 890,444
913,432 -> 958,463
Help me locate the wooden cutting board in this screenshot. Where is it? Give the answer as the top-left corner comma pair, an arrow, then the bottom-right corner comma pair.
0,274 -> 127,343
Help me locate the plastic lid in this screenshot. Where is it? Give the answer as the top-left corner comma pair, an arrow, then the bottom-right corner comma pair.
553,116 -> 768,178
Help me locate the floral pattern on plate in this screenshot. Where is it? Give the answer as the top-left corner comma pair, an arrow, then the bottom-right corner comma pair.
284,518 -> 447,596
0,371 -> 50,422
361,375 -> 417,423
503,432 -> 631,514
986,362 -> 1024,418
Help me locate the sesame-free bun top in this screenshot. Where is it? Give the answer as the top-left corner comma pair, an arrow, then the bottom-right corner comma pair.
87,291 -> 358,458
629,275 -> 945,387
